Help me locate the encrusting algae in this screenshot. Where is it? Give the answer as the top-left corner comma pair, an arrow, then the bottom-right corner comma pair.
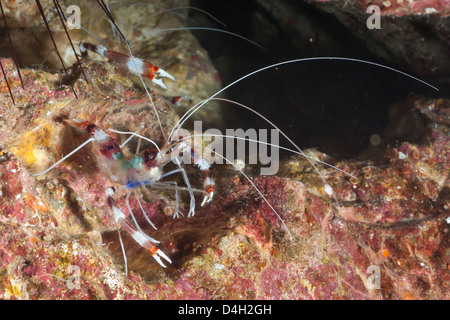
0,0 -> 449,300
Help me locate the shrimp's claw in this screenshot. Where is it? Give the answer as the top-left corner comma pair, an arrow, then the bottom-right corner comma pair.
141,60 -> 175,89
149,67 -> 175,89
188,197 -> 196,218
151,77 -> 168,90
152,248 -> 172,268
141,234 -> 172,267
201,172 -> 215,207
173,210 -> 184,219
201,190 -> 214,207
155,67 -> 176,81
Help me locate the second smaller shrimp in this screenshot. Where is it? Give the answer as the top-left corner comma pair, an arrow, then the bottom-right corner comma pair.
78,42 -> 175,89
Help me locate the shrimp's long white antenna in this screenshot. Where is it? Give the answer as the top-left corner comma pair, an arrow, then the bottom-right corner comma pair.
121,35 -> 167,141
198,97 -> 357,178
116,126 -> 143,149
168,96 -> 357,213
167,58 -> 438,208
105,0 -> 119,45
169,99 -> 205,140
174,130 -> 346,221
184,98 -> 356,204
32,138 -> 94,177
183,133 -> 356,178
43,0 -> 167,140
108,128 -> 161,153
202,144 -> 293,241
119,0 -> 124,42
131,27 -> 265,50
170,57 -> 439,141
91,1 -> 168,141
127,6 -> 227,37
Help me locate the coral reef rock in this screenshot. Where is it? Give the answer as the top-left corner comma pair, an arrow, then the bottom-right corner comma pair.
0,53 -> 448,298
0,0 -> 449,300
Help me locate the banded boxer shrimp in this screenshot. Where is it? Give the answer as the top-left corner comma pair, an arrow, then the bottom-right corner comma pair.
23,0 -> 281,275
9,1 -> 440,278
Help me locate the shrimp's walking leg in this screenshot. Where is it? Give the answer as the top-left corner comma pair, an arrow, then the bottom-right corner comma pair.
163,160 -> 196,217
115,221 -> 128,276
78,42 -> 175,89
140,183 -> 183,219
146,180 -> 182,219
164,140 -> 216,208
160,168 -> 202,218
106,188 -> 171,269
200,169 -> 215,207
159,181 -> 182,219
134,191 -> 158,230
125,192 -> 159,243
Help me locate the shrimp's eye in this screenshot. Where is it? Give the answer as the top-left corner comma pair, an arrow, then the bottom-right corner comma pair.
143,148 -> 158,167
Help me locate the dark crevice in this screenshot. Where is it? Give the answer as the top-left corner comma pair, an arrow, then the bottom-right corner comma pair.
188,0 -> 444,160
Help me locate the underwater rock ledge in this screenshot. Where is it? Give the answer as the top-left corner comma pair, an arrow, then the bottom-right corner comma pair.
253,0 -> 450,80
0,55 -> 449,299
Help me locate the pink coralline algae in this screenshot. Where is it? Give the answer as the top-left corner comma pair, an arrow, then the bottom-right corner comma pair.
254,0 -> 450,78
0,52 -> 449,299
0,0 -> 449,300
307,0 -> 450,16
